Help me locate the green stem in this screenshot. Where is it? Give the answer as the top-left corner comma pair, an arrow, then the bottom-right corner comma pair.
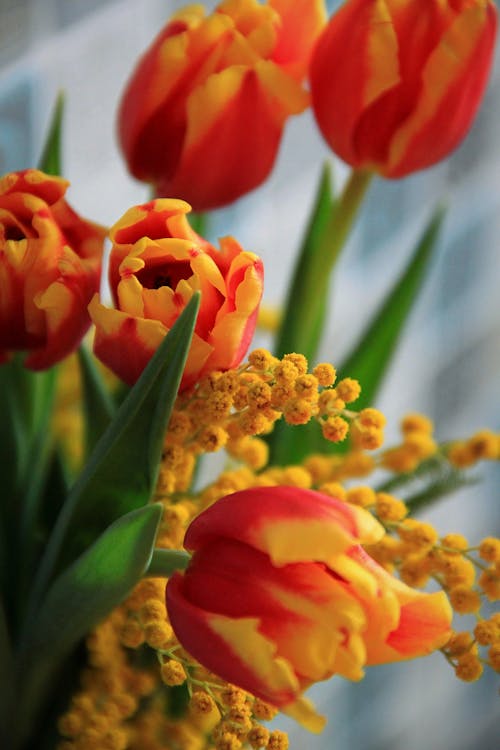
146,548 -> 191,577
277,168 -> 373,361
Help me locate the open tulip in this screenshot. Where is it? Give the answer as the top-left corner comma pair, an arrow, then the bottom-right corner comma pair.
310,0 -> 497,177
0,169 -> 105,369
118,0 -> 327,210
89,199 -> 263,390
166,487 -> 452,730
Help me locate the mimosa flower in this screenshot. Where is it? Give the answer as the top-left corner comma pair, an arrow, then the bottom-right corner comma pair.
118,0 -> 327,209
89,199 -> 263,390
310,0 -> 497,177
166,486 -> 452,730
0,169 -> 105,369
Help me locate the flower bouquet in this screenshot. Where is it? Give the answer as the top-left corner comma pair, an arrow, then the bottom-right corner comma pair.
1,1 -> 499,749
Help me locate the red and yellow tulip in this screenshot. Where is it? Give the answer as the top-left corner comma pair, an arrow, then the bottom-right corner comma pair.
89,199 -> 263,390
118,0 -> 327,210
0,169 -> 105,369
166,487 -> 452,730
310,0 -> 497,177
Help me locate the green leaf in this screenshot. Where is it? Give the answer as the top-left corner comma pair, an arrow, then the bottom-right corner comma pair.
78,344 -> 116,457
25,503 -> 162,660
267,166 -> 334,465
26,294 -> 200,616
274,163 -> 334,360
0,360 -> 57,626
337,206 -> 446,411
268,206 -> 445,465
14,504 -> 163,747
188,211 -> 208,237
38,92 -> 65,175
0,599 -> 13,735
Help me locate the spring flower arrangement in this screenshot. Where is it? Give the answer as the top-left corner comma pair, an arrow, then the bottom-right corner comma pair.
1,1 -> 500,748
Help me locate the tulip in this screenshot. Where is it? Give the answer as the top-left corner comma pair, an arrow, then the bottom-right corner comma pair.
166,487 -> 452,730
118,0 -> 327,210
89,199 -> 263,389
310,0 -> 497,177
0,169 -> 105,369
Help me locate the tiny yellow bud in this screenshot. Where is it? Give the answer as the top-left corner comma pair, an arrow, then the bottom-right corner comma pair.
478,537 -> 500,562
282,353 -> 308,375
248,348 -> 275,371
319,482 -> 346,501
119,621 -> 145,649
283,397 -> 313,425
440,534 -> 469,554
252,699 -> 278,721
322,416 -> 349,442
346,486 -> 375,507
401,413 -> 433,435
358,408 -> 386,429
144,621 -> 173,649
455,652 -> 483,682
375,493 -> 408,522
268,730 -> 289,750
449,586 -> 482,614
313,363 -> 336,386
335,378 -> 361,404
248,725 -> 270,749
474,620 -> 498,646
467,429 -> 499,460
160,659 -> 187,686
478,568 -> 500,600
444,631 -> 474,657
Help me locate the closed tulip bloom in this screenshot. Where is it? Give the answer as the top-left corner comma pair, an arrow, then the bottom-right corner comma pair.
89,199 -> 263,390
0,170 -> 105,369
118,0 -> 327,209
166,487 -> 452,730
310,0 -> 497,177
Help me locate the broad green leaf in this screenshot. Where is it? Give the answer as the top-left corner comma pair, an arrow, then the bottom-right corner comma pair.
268,206 -> 445,465
27,294 -> 200,615
337,206 -> 445,411
268,168 -> 375,465
38,92 -> 65,175
15,504 -> 162,746
274,163 -> 334,360
25,504 -> 162,659
78,344 -> 116,457
267,166 -> 334,465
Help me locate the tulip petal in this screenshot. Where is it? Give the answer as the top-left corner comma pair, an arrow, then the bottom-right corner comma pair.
270,0 -> 327,79
167,572 -> 326,732
159,60 -> 307,209
387,5 -> 497,175
184,486 -> 384,564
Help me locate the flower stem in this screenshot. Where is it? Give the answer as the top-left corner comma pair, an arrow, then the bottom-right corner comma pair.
146,548 -> 191,577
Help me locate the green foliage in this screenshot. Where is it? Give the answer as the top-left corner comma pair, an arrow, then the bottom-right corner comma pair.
27,294 -> 200,615
38,92 -> 65,176
78,344 -> 116,456
14,504 -> 163,747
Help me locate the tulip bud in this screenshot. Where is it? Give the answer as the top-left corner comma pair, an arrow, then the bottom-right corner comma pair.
310,0 -> 497,177
89,199 -> 263,390
118,0 -> 327,209
166,487 -> 452,730
0,170 -> 105,369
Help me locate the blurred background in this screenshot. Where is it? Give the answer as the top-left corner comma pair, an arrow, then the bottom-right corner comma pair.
1,0 -> 499,747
